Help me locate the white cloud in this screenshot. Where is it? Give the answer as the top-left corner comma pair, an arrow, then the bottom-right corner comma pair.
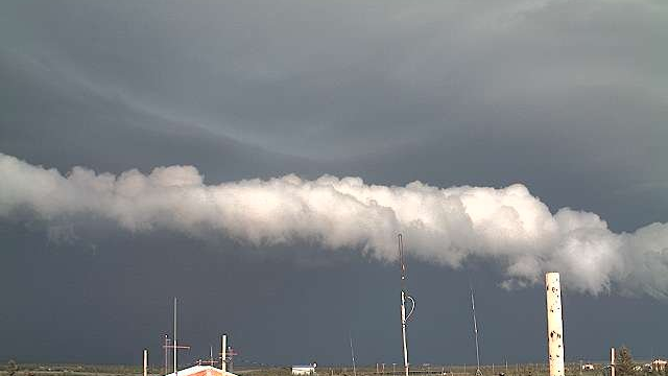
2,152 -> 667,297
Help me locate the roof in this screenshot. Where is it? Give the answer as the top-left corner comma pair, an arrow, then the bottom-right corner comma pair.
163,365 -> 238,376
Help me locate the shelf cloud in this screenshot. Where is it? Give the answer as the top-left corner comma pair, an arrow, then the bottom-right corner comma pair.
1,152 -> 667,297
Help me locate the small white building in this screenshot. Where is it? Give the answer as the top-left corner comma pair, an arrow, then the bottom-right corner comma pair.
292,363 -> 317,375
652,359 -> 668,372
581,364 -> 595,371
163,365 -> 238,376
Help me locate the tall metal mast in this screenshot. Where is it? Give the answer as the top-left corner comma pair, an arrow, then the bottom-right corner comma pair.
174,298 -> 178,376
163,301 -> 189,375
470,289 -> 483,376
398,234 -> 415,376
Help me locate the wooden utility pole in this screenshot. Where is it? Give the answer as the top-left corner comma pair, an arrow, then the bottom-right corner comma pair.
546,273 -> 565,376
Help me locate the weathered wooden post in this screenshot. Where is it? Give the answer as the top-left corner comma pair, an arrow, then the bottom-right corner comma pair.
546,272 -> 565,376
143,349 -> 148,376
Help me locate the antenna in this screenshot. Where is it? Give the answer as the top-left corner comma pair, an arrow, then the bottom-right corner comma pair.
226,347 -> 239,372
198,346 -> 219,367
174,297 -> 178,376
470,288 -> 483,376
164,298 -> 191,375
349,334 -> 357,376
398,234 -> 415,376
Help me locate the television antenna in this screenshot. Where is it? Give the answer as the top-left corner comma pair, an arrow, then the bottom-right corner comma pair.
163,298 -> 191,375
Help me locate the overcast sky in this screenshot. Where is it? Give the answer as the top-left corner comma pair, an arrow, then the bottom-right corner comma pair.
1,0 -> 668,368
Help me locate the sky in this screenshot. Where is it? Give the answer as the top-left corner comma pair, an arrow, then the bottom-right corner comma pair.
1,0 -> 668,368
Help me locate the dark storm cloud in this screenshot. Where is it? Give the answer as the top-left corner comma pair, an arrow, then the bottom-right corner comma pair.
1,0 -> 668,367
2,1 -> 666,157
2,0 -> 666,218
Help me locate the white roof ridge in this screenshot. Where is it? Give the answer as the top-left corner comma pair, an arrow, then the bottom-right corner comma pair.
162,365 -> 238,376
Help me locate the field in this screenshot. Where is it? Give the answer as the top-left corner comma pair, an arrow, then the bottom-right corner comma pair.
0,362 -> 605,376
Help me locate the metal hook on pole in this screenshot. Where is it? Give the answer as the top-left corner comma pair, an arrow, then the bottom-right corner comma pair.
406,296 -> 416,321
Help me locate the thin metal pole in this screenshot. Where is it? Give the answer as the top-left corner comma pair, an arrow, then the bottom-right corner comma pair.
144,349 -> 148,376
350,335 -> 357,376
401,288 -> 409,376
174,298 -> 178,376
471,289 -> 482,376
398,234 -> 412,376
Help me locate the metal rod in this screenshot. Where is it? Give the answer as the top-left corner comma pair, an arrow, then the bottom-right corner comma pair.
471,289 -> 482,376
398,234 -> 413,376
164,335 -> 170,375
174,298 -> 178,376
349,334 -> 357,376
